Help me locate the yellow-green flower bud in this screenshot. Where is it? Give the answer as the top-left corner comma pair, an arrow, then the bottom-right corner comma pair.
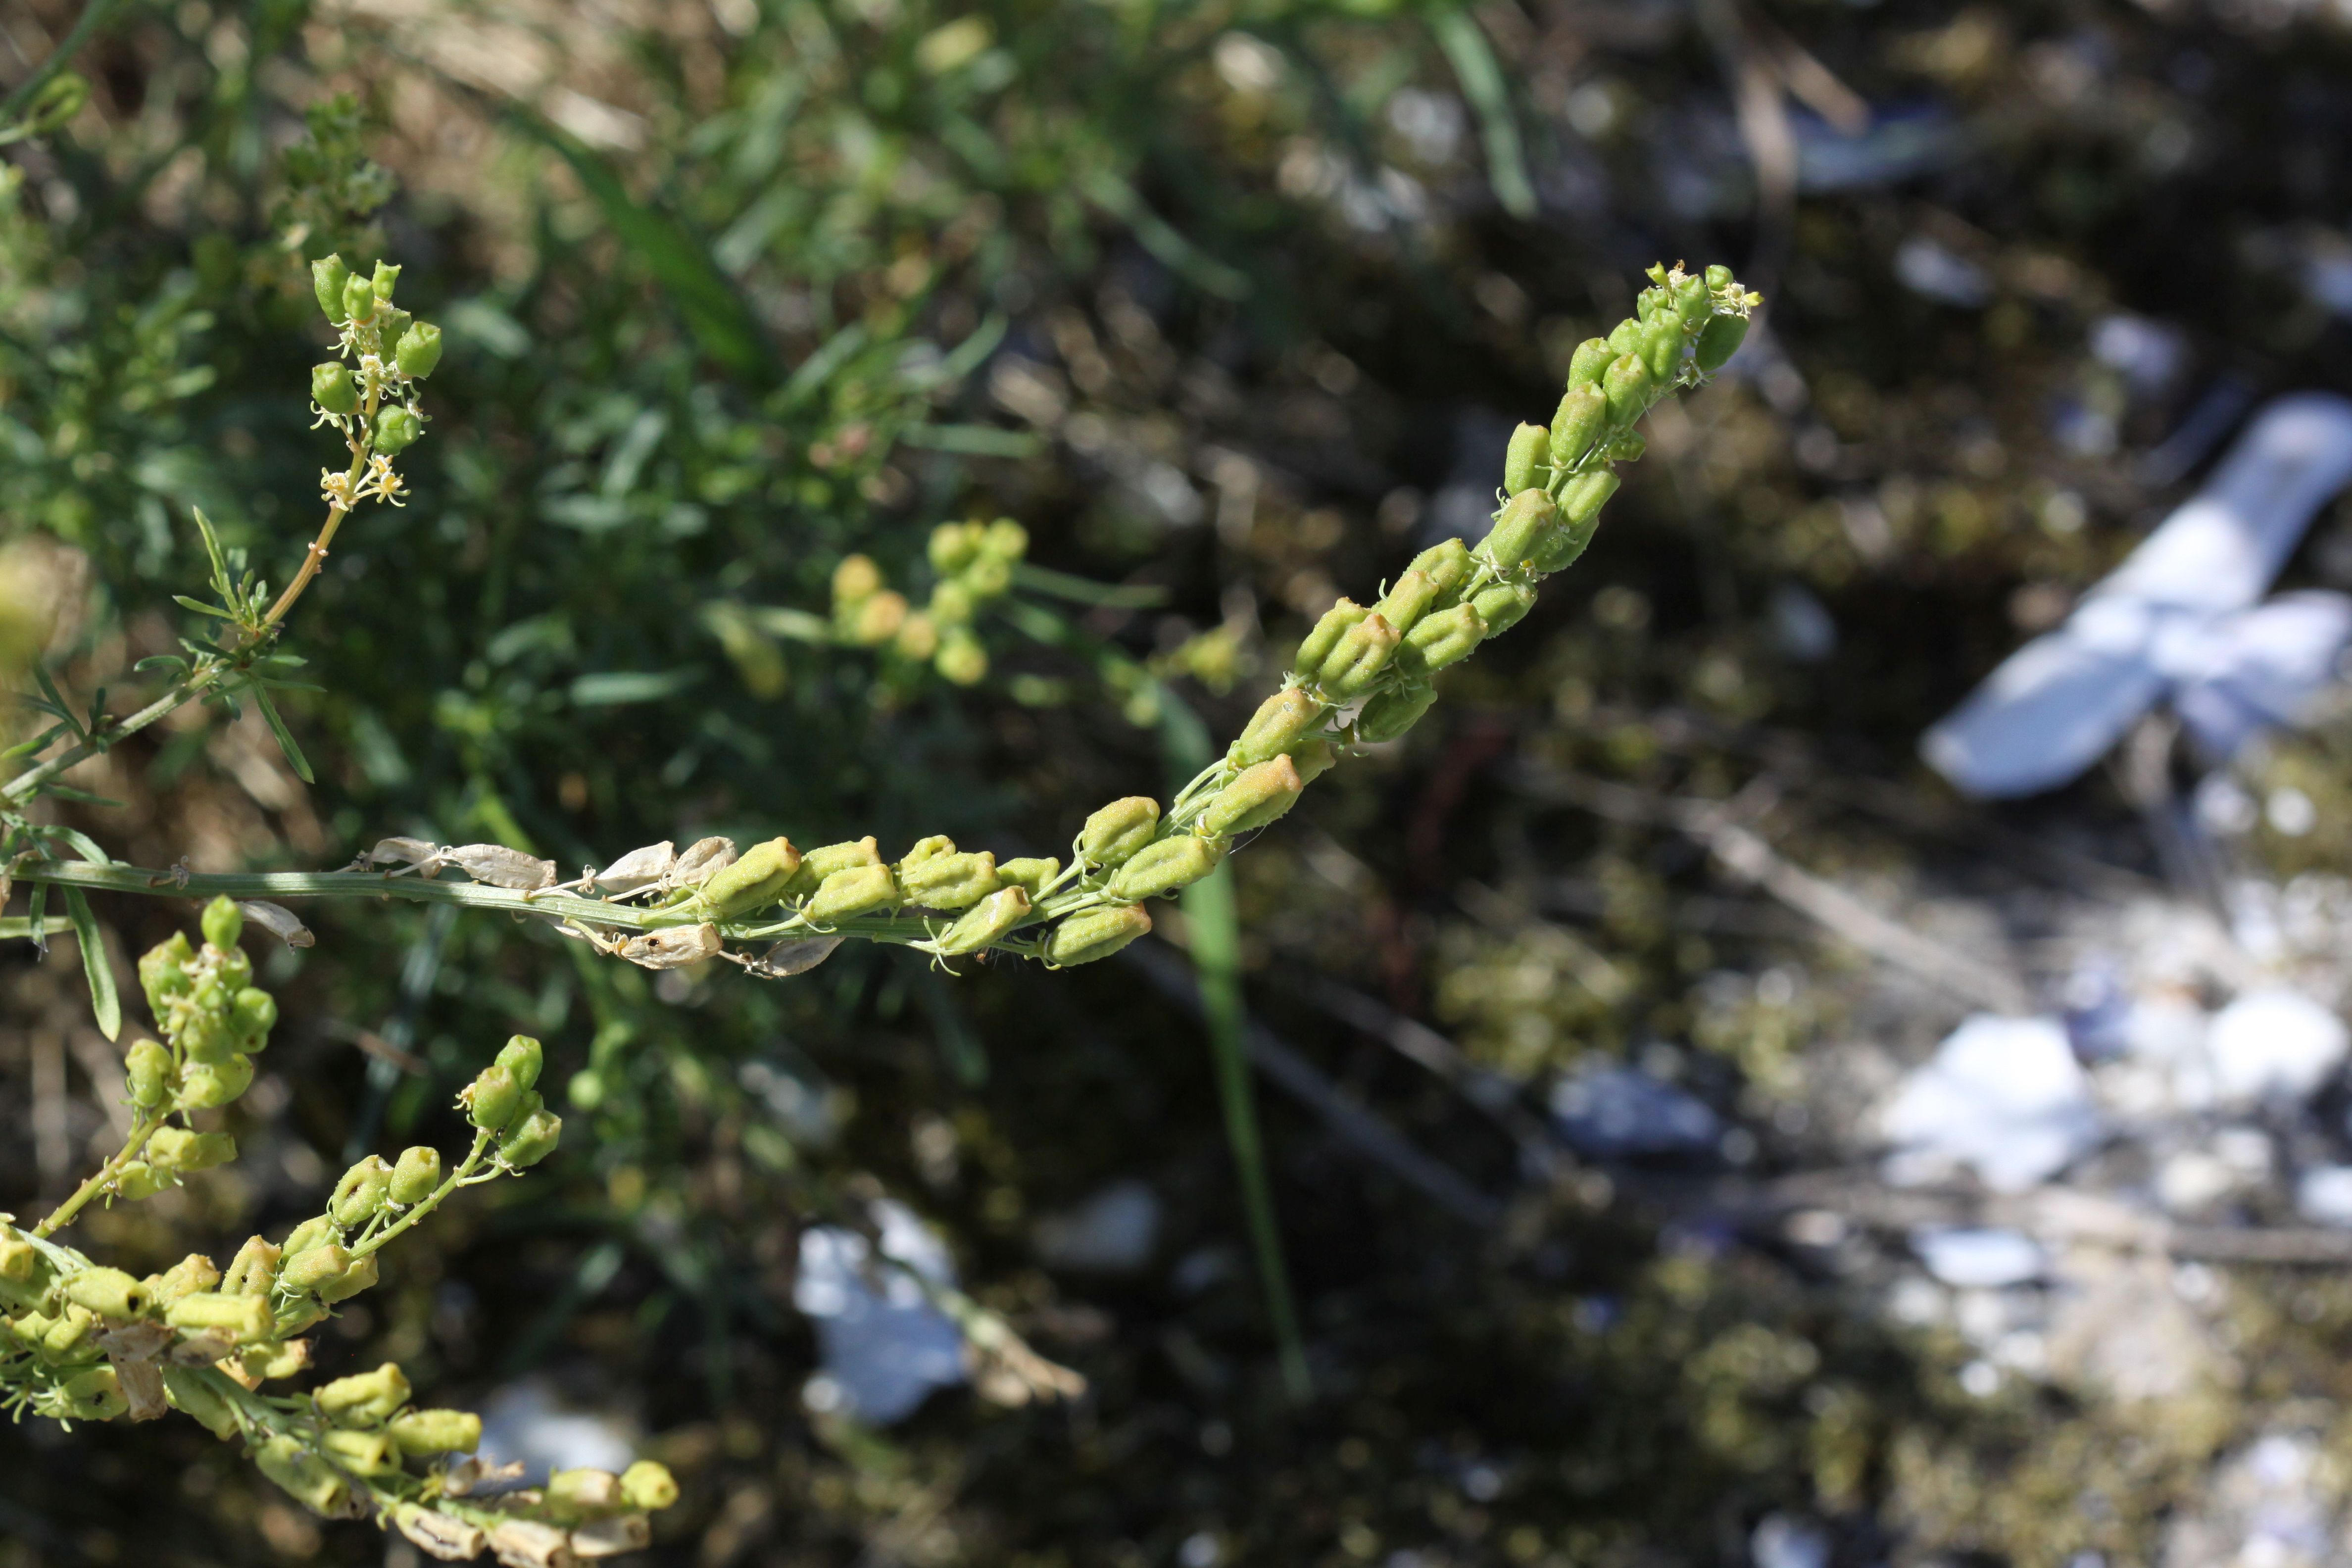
331,1156 -> 393,1226
281,1216 -> 341,1257
179,1009 -> 235,1064
1567,337 -> 1613,390
1230,687 -> 1325,768
394,321 -> 442,379
1673,272 -> 1712,329
1108,835 -> 1225,902
1695,311 -> 1749,372
997,857 -> 1060,896
621,1460 -> 680,1510
1406,538 -> 1473,604
1081,797 -> 1161,868
936,886 -> 1030,955
1503,422 -> 1550,494
318,1361 -> 410,1428
311,362 -> 359,415
114,1162 -> 166,1201
222,1236 -> 281,1296
62,1268 -> 150,1320
60,1364 -> 127,1421
807,863 -> 900,923
962,550 -> 1013,597
1203,755 -> 1305,836
371,260 -> 401,299
1705,263 -> 1734,289
232,987 -> 277,1042
699,836 -> 802,916
153,1254 -> 219,1303
900,850 -> 1001,911
1396,602 -> 1486,678
125,1039 -> 172,1108
201,895 -> 243,953
256,1433 -> 353,1516
496,1034 -> 543,1091
1314,612 -> 1400,698
833,553 -> 883,606
1481,490 -> 1560,572
464,1063 -> 522,1130
497,1109 -> 563,1169
165,1291 -> 272,1341
983,517 -> 1028,561
148,1126 -> 236,1173
1602,353 -> 1652,426
903,834 -> 956,867
894,609 -> 940,662
1044,903 -> 1152,967
1530,471 -> 1619,574
162,1366 -> 240,1438
0,1233 -> 42,1287
312,254 -> 351,324
1373,569 -> 1442,635
784,836 -> 882,897
390,1407 -> 482,1456
322,1427 -> 402,1475
138,931 -> 194,1010
935,628 -> 988,685
178,1055 -> 253,1110
281,1244 -> 352,1294
1549,385 -> 1607,470
390,1145 -> 442,1206
341,272 -> 379,324
1293,599 -> 1368,677
317,1250 -> 379,1303
1357,682 -> 1440,744
928,578 -> 977,628
928,521 -> 984,576
373,405 -> 422,455
1640,315 -> 1684,381
42,1306 -> 96,1361
1471,581 -> 1537,637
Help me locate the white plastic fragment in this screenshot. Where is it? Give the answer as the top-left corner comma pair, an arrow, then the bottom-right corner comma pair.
1923,394 -> 2352,796
1881,1015 -> 2102,1192
794,1199 -> 967,1424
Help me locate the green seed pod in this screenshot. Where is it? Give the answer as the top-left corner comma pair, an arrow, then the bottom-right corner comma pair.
1673,272 -> 1712,329
318,1361 -> 410,1428
785,837 -> 882,900
1203,755 -> 1306,836
272,1301 -> 331,1340
1108,834 -> 1225,902
178,1056 -> 253,1110
62,1268 -> 150,1321
390,1145 -> 442,1206
497,1109 -> 563,1169
316,1249 -> 379,1303
311,254 -> 351,324
162,1365 -> 241,1439
341,272 -> 379,324
500,1035 -> 547,1095
996,857 -> 1060,897
222,1236 -> 281,1296
215,946 -> 254,990
390,1407 -> 483,1456
138,931 -> 195,1012
1230,687 -> 1326,768
962,550 -> 1014,597
394,321 -> 442,380
900,850 -> 1001,911
125,1039 -> 172,1108
148,1254 -> 216,1307
936,886 -> 1031,955
699,836 -> 802,916
0,1233 -> 42,1285
1396,602 -> 1487,677
1605,431 -> 1646,463
114,1162 -> 166,1201
982,517 -> 1028,561
1356,682 -> 1441,744
1080,797 -> 1161,868
463,1063 -> 521,1130
807,863 -> 901,923
1503,422 -> 1550,494
281,1216 -> 342,1257
1481,490 -> 1561,572
370,259 -> 401,298
894,609 -> 940,663
232,987 -> 277,1041
373,405 -> 422,455
1603,353 -> 1653,426
902,835 -> 956,867
1471,581 -> 1538,638
1530,471 -> 1621,575
1313,613 -> 1401,698
928,578 -> 976,628
7,1311 -> 51,1350
928,521 -> 984,576
256,1433 -> 353,1517
549,1467 -> 626,1519
1635,285 -> 1668,322
322,1427 -> 403,1476
178,1008 -> 233,1065
1695,311 -> 1750,372
1641,315 -> 1684,381
148,1128 -> 235,1175
621,1460 -> 681,1511
1608,316 -> 1646,357
42,1306 -> 96,1361
1293,599 -> 1368,677
60,1364 -> 127,1421
1406,538 -> 1473,604
1373,569 -> 1442,635
165,1291 -> 273,1342
833,554 -> 883,607
1704,263 -> 1734,290
331,1156 -> 394,1226
1549,385 -> 1608,470
200,896 -> 242,953
1291,738 -> 1338,784
280,1244 -> 352,1294
310,361 -> 359,415
1567,337 -> 1614,390
934,628 -> 988,685
1044,903 -> 1153,968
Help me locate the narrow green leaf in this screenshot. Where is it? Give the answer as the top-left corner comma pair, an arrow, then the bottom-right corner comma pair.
1,721 -> 67,760
190,506 -> 232,600
1012,563 -> 1170,609
30,664 -> 84,738
1429,8 -> 1537,220
252,686 -> 315,784
61,888 -> 119,1041
26,882 -> 46,954
45,826 -> 111,864
132,655 -> 190,677
40,785 -> 125,809
1081,170 -> 1251,299
172,594 -> 233,620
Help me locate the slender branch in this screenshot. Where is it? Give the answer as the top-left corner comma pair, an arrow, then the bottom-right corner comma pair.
1,672 -> 224,804
350,1129 -> 494,1260
33,1113 -> 162,1237
0,0 -> 124,124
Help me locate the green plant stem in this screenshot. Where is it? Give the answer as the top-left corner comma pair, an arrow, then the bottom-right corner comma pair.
0,0 -> 123,124
350,1129 -> 495,1261
1,672 -> 221,804
34,1113 -> 163,1238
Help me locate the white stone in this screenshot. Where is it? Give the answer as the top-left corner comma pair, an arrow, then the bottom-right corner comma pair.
1882,1015 -> 2103,1192
2207,988 -> 2348,1106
